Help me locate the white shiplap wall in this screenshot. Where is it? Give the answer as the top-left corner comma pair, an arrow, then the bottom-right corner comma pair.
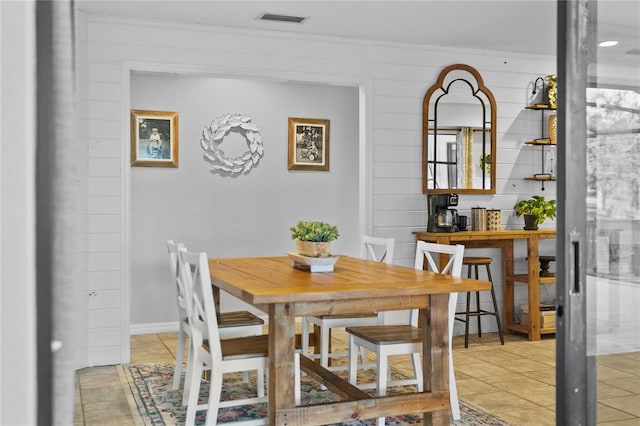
82,14 -> 556,365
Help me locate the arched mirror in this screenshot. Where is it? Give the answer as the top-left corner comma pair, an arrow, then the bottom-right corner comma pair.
423,64 -> 497,194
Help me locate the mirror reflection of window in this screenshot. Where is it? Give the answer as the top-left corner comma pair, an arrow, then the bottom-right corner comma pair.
427,131 -> 458,189
427,126 -> 491,190
446,141 -> 458,188
472,128 -> 492,188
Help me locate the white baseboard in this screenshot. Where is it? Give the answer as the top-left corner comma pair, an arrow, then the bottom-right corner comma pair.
130,321 -> 180,335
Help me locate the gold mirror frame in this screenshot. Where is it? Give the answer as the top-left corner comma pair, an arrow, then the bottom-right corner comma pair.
422,64 -> 497,194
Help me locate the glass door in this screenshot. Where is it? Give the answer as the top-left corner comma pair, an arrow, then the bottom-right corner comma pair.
557,1 -> 640,423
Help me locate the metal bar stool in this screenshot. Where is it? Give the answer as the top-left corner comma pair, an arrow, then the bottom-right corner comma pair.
455,256 -> 505,348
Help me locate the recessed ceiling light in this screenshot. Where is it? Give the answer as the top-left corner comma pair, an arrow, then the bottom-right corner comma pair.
257,12 -> 308,24
599,40 -> 619,47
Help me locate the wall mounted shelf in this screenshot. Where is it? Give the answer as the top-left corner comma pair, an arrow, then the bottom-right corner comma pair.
524,176 -> 557,182
523,104 -> 557,190
525,140 -> 556,146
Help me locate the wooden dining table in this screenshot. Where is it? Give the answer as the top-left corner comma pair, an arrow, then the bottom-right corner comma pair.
208,254 -> 490,425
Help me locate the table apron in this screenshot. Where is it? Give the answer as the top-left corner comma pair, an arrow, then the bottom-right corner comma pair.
291,295 -> 431,316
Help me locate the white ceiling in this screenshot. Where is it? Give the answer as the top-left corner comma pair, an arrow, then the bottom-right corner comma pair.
76,1 -> 639,64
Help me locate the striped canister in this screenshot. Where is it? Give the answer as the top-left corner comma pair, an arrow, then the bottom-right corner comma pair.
471,207 -> 487,231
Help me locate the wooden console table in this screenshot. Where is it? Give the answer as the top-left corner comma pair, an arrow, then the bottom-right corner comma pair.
414,229 -> 556,341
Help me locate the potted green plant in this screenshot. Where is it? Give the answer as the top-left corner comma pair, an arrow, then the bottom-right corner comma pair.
290,221 -> 339,257
513,195 -> 556,230
479,154 -> 492,173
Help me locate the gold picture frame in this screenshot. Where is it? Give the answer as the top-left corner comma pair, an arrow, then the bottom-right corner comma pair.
130,110 -> 179,167
288,117 -> 330,171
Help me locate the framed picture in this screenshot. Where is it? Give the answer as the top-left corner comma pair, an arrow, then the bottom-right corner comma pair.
288,117 -> 330,171
130,110 -> 179,167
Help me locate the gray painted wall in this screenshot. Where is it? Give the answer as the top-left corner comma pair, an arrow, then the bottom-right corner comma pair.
130,74 -> 360,324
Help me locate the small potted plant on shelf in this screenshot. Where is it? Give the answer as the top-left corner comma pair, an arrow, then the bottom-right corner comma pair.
290,221 -> 339,258
513,195 -> 556,230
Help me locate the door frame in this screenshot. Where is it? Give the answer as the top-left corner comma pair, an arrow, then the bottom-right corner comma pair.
556,0 -> 596,423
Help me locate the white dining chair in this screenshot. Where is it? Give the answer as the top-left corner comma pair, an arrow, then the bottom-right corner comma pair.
167,240 -> 191,391
301,235 -> 395,371
167,240 -> 264,393
180,250 -> 301,425
346,241 -> 464,424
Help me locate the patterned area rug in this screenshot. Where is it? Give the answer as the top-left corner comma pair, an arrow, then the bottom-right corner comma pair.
121,363 -> 508,425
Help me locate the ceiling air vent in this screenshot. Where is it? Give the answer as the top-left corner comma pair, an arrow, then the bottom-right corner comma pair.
257,13 -> 308,24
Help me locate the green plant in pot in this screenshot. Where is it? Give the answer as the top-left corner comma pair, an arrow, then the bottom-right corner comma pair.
513,195 -> 556,230
290,221 -> 339,258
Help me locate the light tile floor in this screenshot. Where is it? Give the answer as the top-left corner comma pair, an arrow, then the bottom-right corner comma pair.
75,330 -> 640,425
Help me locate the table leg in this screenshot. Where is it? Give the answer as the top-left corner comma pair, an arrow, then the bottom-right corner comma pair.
422,293 -> 449,426
268,302 -> 296,425
503,240 -> 514,333
527,234 -> 542,340
212,286 -> 221,314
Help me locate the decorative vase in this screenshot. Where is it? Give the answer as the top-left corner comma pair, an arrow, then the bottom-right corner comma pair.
486,209 -> 501,231
548,114 -> 557,145
523,215 -> 539,231
295,240 -> 331,258
545,74 -> 557,109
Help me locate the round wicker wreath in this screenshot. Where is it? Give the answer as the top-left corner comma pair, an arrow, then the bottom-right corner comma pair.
200,113 -> 264,175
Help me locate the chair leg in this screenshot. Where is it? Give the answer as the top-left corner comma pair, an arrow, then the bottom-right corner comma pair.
486,264 -> 505,345
376,350 -> 389,397
205,368 -> 223,426
411,352 -> 423,392
301,318 -> 310,358
448,292 -> 461,421
182,341 -> 196,406
347,334 -> 359,386
173,328 -> 187,390
449,357 -> 461,420
256,367 -> 265,398
294,353 -> 301,405
375,349 -> 389,426
320,325 -> 331,368
185,358 -> 204,426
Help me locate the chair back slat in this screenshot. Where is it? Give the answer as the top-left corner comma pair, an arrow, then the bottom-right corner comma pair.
361,235 -> 395,264
167,240 -> 189,320
179,251 -> 223,364
413,241 -> 464,277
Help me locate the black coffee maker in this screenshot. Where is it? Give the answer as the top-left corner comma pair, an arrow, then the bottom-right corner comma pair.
427,193 -> 459,232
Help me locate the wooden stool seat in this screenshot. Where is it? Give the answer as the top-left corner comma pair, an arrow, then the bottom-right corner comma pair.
455,256 -> 505,348
463,256 -> 492,265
